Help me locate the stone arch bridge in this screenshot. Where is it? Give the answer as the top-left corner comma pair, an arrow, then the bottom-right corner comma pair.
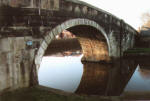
0,0 -> 138,93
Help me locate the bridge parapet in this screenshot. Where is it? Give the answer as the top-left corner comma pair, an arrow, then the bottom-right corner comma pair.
0,0 -> 137,37
0,0 -> 59,10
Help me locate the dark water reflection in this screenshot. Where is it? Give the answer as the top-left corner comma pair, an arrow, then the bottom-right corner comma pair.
38,55 -> 150,96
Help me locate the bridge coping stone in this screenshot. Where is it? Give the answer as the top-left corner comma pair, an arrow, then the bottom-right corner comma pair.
41,40 -> 48,50
49,31 -> 55,39
56,26 -> 63,35
52,26 -> 61,36
66,0 -> 119,19
35,47 -> 44,64
44,34 -> 51,44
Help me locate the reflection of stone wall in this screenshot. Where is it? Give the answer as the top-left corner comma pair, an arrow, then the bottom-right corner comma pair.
75,59 -> 137,96
106,59 -> 137,96
76,63 -> 111,95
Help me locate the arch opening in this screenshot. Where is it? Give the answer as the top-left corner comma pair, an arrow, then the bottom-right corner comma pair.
44,29 -> 82,57
39,29 -> 83,92
35,19 -> 111,70
35,19 -> 111,91
43,25 -> 110,62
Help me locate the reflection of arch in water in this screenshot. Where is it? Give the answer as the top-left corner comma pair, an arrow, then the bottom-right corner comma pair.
75,60 -> 137,96
75,63 -> 111,95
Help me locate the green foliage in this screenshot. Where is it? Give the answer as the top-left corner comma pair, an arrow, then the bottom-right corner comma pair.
0,86 -> 113,101
124,48 -> 150,53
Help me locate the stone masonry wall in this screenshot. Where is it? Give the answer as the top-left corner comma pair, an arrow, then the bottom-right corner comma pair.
78,37 -> 110,62
0,0 -> 59,10
0,37 -> 37,93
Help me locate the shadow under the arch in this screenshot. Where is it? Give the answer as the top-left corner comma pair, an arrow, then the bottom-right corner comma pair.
44,25 -> 110,62
67,25 -> 110,62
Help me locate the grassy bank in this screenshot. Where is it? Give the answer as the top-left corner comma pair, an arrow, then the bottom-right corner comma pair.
124,48 -> 150,53
1,86 -> 150,101
0,86 -> 119,101
123,91 -> 150,100
124,48 -> 150,57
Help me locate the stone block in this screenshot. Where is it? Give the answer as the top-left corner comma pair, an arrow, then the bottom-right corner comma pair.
29,49 -> 36,61
0,38 -> 11,52
56,25 -> 63,35
5,37 -> 26,51
52,27 -> 59,36
72,19 -> 78,26
0,63 -> 11,90
93,10 -> 98,16
53,0 -> 59,10
67,5 -> 73,11
44,34 -> 52,44
69,20 -> 76,27
49,31 -> 55,40
41,0 -> 59,10
82,6 -> 88,14
24,37 -> 33,41
60,23 -> 67,31
41,0 -> 48,9
78,19 -> 84,25
41,40 -> 48,50
8,0 -> 32,7
0,64 -> 7,75
64,21 -> 71,30
36,47 -> 45,60
0,52 -> 7,65
74,6 -> 80,13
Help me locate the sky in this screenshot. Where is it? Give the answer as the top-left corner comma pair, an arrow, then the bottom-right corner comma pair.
80,0 -> 150,29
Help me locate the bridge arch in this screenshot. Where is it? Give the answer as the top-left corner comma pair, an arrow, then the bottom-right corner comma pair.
35,18 -> 111,71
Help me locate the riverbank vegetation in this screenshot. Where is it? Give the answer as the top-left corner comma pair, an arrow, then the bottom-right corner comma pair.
0,86 -> 118,101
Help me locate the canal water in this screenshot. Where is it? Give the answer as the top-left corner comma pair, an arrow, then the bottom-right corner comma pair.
38,55 -> 150,96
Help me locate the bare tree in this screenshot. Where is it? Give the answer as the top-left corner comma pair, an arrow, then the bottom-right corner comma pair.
141,12 -> 150,28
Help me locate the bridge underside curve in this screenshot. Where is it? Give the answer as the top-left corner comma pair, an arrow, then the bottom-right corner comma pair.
35,19 -> 111,70
67,25 -> 110,62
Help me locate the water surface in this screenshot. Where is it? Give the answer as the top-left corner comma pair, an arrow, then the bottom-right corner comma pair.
38,55 -> 83,92
38,55 -> 150,96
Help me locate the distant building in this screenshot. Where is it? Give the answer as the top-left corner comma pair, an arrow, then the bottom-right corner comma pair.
138,26 -> 150,48
140,27 -> 150,37
56,30 -> 76,39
